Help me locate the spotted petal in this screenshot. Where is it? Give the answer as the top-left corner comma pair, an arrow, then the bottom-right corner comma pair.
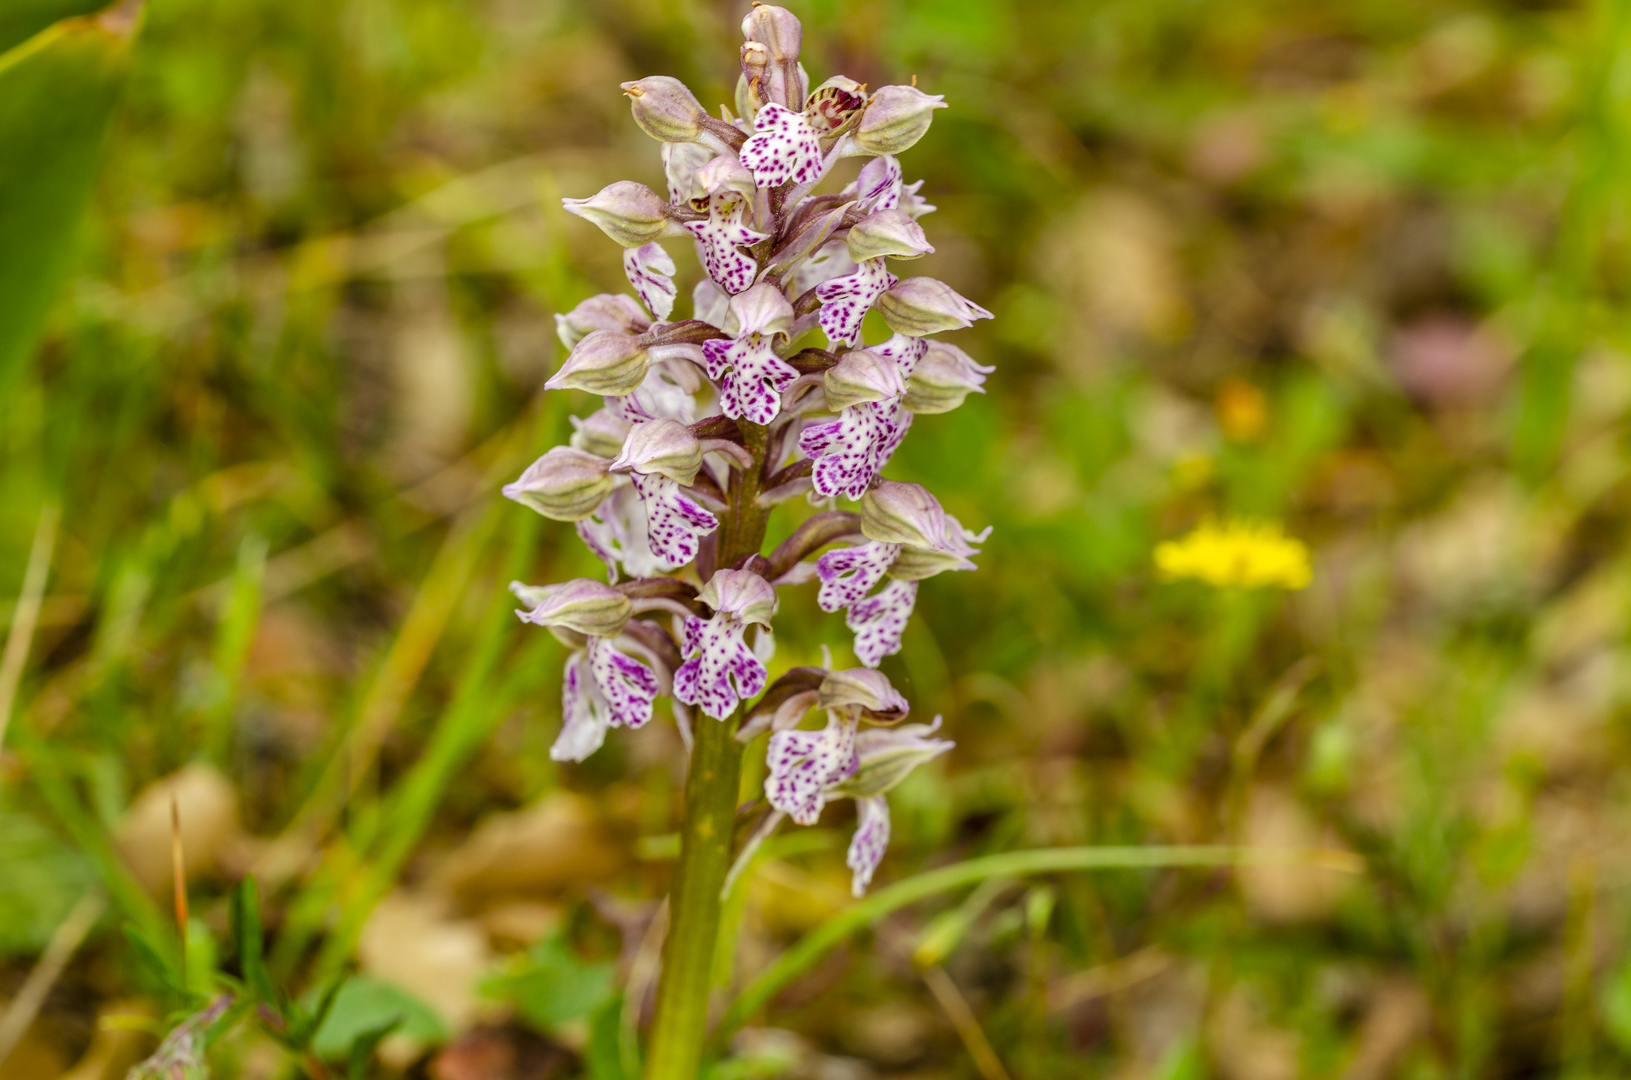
800,404 -> 891,499
853,155 -> 903,212
766,716 -> 859,826
815,258 -> 896,347
587,636 -> 659,730
874,403 -> 912,474
846,796 -> 891,896
702,335 -> 799,426
847,578 -> 917,668
553,651 -> 610,762
683,196 -> 769,295
738,103 -> 823,188
869,333 -> 928,379
623,242 -> 677,321
792,239 -> 857,296
629,473 -> 717,570
575,485 -> 666,582
816,541 -> 902,612
612,363 -> 697,425
673,614 -> 769,720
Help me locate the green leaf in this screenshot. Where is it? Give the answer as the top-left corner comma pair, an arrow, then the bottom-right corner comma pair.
585,995 -> 630,1080
716,845 -> 1356,1045
345,1015 -> 405,1080
482,937 -> 615,1033
230,876 -> 278,1008
123,922 -> 184,996
0,0 -> 105,54
307,975 -> 446,1061
0,1 -> 140,395
0,810 -> 96,955
286,976 -> 346,1050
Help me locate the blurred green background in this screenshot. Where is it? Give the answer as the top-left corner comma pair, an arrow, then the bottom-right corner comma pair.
4,0 -> 1631,1076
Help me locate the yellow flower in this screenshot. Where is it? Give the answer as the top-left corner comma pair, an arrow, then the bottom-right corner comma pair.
1154,518 -> 1312,590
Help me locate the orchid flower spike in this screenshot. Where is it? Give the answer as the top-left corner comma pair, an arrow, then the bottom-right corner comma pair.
503,8 -> 990,907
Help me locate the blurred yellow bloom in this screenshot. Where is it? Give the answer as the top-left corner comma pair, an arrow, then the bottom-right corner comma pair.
1154,519 -> 1312,590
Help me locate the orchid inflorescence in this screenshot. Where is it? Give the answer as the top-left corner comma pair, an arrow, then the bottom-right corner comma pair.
503,3 -> 991,897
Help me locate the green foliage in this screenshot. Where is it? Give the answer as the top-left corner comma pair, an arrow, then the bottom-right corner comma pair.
483,935 -> 616,1034
0,0 -> 104,54
6,0 -> 1631,1075
0,809 -> 95,954
308,975 -> 446,1060
0,1 -> 137,397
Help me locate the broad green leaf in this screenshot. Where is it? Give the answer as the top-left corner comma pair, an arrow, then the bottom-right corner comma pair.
308,975 -> 446,1060
0,0 -> 105,55
0,1 -> 140,396
482,936 -> 615,1033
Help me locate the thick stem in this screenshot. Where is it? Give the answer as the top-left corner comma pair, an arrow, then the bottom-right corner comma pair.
645,421 -> 770,1079
644,706 -> 744,1078
712,422 -> 770,568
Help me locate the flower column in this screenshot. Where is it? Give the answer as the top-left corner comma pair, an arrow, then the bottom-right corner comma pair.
501,6 -> 990,1076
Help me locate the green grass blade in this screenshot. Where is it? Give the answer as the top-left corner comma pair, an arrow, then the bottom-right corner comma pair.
715,845 -> 1362,1043
0,0 -> 106,54
0,0 -> 141,398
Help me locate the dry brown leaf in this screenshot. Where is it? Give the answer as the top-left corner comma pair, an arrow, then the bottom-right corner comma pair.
837,1000 -> 936,1065
114,763 -> 242,897
1338,977 -> 1428,1080
433,792 -> 627,905
390,282 -> 474,480
359,890 -> 495,1046
429,1024 -> 572,1080
1038,190 -> 1191,348
478,900 -> 564,948
1208,984 -> 1300,1080
1237,786 -> 1349,923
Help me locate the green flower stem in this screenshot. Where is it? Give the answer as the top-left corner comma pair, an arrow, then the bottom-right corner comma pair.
714,844 -> 1363,1044
645,708 -> 745,1078
645,420 -> 769,1080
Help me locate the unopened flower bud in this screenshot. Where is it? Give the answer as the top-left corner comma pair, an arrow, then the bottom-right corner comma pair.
698,568 -> 778,626
823,349 -> 906,411
859,480 -> 949,549
877,276 -> 994,337
621,76 -> 709,143
887,544 -> 976,580
502,446 -> 616,521
902,340 -> 994,414
511,578 -> 633,638
819,668 -> 909,721
545,330 -> 652,396
610,417 -> 704,486
723,281 -> 795,338
569,407 -> 632,457
846,208 -> 934,263
742,4 -> 802,62
555,294 -> 649,350
740,41 -> 772,102
563,181 -> 679,247
854,84 -> 946,155
741,5 -> 806,110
